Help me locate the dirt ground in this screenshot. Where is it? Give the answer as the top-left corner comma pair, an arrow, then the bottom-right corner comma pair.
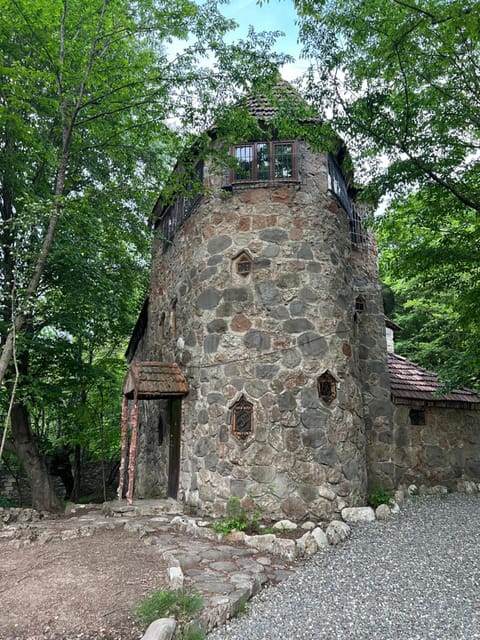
0,529 -> 169,640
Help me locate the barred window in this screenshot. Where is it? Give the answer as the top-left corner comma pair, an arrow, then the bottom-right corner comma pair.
317,371 -> 337,404
231,395 -> 254,440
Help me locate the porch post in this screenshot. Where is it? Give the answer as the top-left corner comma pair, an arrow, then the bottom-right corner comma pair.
126,392 -> 139,505
117,395 -> 129,500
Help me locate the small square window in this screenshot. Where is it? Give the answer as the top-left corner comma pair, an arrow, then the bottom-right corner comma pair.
236,253 -> 252,276
410,409 -> 426,425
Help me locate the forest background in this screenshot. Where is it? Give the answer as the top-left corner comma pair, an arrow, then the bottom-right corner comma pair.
1,0 -> 478,510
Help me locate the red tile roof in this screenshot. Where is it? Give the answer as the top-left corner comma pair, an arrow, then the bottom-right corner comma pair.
388,353 -> 480,406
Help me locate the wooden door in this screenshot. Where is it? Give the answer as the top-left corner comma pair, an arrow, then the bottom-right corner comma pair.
167,397 -> 181,499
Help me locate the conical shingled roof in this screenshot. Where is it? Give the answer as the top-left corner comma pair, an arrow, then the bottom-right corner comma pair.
388,353 -> 480,406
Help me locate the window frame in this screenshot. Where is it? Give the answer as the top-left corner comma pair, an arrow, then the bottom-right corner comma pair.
231,140 -> 298,184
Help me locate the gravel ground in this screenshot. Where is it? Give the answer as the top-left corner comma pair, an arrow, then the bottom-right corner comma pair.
207,494 -> 480,640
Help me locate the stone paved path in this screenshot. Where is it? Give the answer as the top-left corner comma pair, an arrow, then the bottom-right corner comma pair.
1,500 -> 295,633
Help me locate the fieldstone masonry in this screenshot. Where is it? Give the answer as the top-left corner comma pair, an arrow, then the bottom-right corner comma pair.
130,140 -> 393,519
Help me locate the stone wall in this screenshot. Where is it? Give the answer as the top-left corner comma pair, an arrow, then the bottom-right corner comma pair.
375,404 -> 480,487
0,461 -> 119,507
132,141 -> 391,520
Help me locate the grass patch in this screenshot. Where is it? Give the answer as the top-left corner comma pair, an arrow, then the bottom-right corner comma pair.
367,486 -> 393,509
133,589 -> 203,627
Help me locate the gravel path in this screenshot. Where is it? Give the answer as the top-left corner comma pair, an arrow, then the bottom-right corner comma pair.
207,494 -> 480,640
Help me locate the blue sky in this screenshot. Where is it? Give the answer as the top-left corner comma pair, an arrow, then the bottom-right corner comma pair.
218,0 -> 307,79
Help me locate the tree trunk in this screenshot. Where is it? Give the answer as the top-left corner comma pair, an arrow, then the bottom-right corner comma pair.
10,403 -> 61,512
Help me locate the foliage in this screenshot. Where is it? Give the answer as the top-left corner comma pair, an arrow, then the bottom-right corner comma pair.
0,0 -> 292,506
377,181 -> 480,390
367,486 -> 393,510
0,493 -> 14,508
133,589 -> 203,627
211,494 -> 263,535
294,0 -> 480,389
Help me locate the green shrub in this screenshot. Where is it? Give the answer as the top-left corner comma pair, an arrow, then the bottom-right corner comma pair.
211,494 -> 262,536
367,486 -> 393,509
133,589 -> 203,626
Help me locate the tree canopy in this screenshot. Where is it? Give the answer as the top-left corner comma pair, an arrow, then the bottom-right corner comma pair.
0,0 -> 290,508
295,0 -> 480,389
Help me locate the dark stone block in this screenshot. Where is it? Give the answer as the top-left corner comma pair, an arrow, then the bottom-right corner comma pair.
208,254 -> 224,266
204,334 -> 221,353
205,452 -> 218,471
425,446 -> 444,468
198,266 -> 217,282
307,262 -> 323,273
244,330 -> 271,350
216,302 -> 234,317
207,392 -> 225,405
277,273 -> 300,289
223,287 -> 249,302
298,331 -> 327,357
289,301 -> 306,316
195,437 -> 210,457
207,319 -> 228,333
197,409 -> 209,424
207,235 -> 232,254
197,288 -> 221,310
301,408 -> 328,430
256,364 -> 280,379
270,305 -> 290,320
301,429 -> 326,449
378,431 -> 392,444
231,378 -> 245,390
300,387 -> 321,409
259,227 -> 288,243
184,330 -> 197,347
253,258 -> 272,270
299,286 -> 319,302
278,391 -> 297,411
217,460 -> 233,476
255,281 -> 282,306
296,242 -> 314,260
283,318 -> 314,333
261,244 -> 280,258
313,445 -> 338,466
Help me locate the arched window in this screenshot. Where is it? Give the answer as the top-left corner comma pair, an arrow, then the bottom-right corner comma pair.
317,371 -> 337,404
231,395 -> 254,440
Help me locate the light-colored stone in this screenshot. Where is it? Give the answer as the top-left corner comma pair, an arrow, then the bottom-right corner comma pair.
341,506 -> 375,523
375,504 -> 391,520
141,618 -> 176,640
296,531 -> 318,557
325,520 -> 351,545
318,486 -> 336,501
391,502 -> 400,514
393,489 -> 405,504
428,485 -> 448,496
311,526 -> 328,549
244,533 -> 276,553
301,520 -> 316,530
167,566 -> 184,591
272,537 -> 297,560
407,484 -> 418,496
273,519 -> 298,531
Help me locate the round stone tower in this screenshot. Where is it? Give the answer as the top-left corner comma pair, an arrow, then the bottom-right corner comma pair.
127,101 -> 391,520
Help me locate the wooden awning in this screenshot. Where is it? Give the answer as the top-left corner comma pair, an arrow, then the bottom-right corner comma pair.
123,361 -> 189,399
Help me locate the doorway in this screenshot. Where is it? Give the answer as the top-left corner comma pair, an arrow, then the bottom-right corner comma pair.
167,397 -> 182,498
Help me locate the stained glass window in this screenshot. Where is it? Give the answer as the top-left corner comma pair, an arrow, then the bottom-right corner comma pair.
232,395 -> 254,440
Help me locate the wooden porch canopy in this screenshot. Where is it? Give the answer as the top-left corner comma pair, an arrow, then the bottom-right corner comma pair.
118,362 -> 189,504
123,361 -> 189,399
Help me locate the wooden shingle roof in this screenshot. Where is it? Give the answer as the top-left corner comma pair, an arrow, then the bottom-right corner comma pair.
388,353 -> 480,408
123,361 -> 188,400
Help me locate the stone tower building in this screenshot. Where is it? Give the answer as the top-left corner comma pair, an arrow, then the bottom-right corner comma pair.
124,90 -> 394,520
